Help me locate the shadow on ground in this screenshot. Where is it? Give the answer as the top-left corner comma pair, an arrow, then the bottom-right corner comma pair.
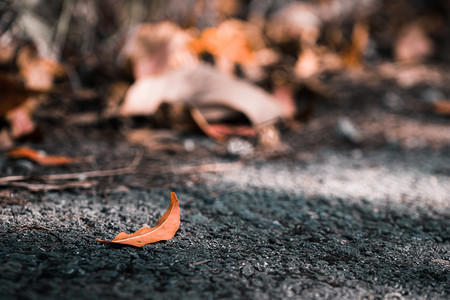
1,185 -> 448,299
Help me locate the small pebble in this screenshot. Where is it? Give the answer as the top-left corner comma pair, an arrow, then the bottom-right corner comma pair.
15,159 -> 35,171
383,92 -> 403,110
241,265 -> 255,277
335,117 -> 363,144
226,137 -> 254,157
420,87 -> 445,104
183,139 -> 196,152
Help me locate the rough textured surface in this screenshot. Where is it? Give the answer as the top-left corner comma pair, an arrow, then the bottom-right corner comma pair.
1,145 -> 449,300
1,63 -> 450,299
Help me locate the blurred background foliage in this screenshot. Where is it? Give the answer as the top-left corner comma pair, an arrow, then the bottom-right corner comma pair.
1,0 -> 449,148
2,0 -> 449,65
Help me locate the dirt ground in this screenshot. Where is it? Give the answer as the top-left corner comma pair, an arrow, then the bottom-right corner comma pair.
0,63 -> 449,299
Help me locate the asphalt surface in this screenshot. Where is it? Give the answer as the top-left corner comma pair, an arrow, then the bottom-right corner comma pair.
1,144 -> 449,300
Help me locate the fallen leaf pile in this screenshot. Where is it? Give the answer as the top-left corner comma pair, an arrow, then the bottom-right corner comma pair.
97,192 -> 180,247
120,64 -> 284,145
113,2 -> 382,144
0,40 -> 65,148
116,20 -> 289,146
1,0 -> 448,151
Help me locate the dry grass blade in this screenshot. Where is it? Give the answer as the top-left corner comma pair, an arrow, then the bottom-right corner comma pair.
0,149 -> 143,183
0,180 -> 97,192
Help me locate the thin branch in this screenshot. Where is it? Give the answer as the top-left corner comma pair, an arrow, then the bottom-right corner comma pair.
52,0 -> 75,60
189,259 -> 211,267
0,180 -> 97,192
172,162 -> 242,174
0,150 -> 242,185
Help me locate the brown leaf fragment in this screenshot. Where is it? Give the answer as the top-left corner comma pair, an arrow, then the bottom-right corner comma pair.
6,100 -> 39,139
189,106 -> 256,140
342,21 -> 369,68
0,72 -> 49,141
0,38 -> 17,65
433,100 -> 450,116
16,43 -> 65,91
0,129 -> 14,150
0,180 -> 97,192
0,73 -> 41,118
190,19 -> 272,78
7,147 -> 83,166
118,22 -> 198,79
189,20 -> 256,66
394,23 -> 434,62
125,129 -> 185,153
97,192 -> 181,247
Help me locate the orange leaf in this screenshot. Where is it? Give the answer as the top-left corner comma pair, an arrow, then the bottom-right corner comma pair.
6,103 -> 37,138
97,192 -> 181,247
16,44 -> 65,91
189,21 -> 254,65
7,147 -> 81,166
189,107 -> 255,140
433,100 -> 450,116
0,73 -> 40,118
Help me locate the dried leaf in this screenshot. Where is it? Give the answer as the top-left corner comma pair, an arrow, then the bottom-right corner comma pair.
0,73 -> 39,118
0,42 -> 62,141
0,73 -> 43,139
394,23 -> 434,62
16,43 -> 65,91
433,100 -> 450,116
189,106 -> 255,140
189,19 -> 269,77
125,128 -> 185,153
121,65 -> 284,128
118,22 -> 198,79
0,38 -> 17,65
342,21 -> 369,68
7,147 -> 82,166
6,100 -> 39,138
120,65 -> 284,145
215,0 -> 244,21
266,2 -> 321,46
189,20 -> 255,66
295,47 -> 319,78
0,129 -> 14,150
97,192 -> 180,247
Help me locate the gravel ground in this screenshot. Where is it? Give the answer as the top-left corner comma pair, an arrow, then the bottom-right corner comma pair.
1,144 -> 449,300
1,62 -> 450,299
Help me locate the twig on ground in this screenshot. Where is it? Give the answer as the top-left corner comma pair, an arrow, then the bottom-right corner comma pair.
189,259 -> 211,267
0,150 -> 241,186
18,224 -> 54,231
0,149 -> 143,183
0,180 -> 98,192
173,162 -> 242,174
